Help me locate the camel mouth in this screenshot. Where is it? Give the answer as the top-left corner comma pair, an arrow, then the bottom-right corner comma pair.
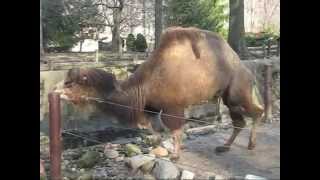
53,88 -> 69,100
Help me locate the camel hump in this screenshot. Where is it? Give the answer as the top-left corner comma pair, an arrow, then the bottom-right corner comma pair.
159,27 -> 205,59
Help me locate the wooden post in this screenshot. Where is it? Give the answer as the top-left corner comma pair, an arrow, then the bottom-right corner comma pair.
95,48 -> 99,63
267,40 -> 271,58
48,92 -> 62,180
264,64 -> 273,123
277,38 -> 280,56
48,60 -> 52,71
262,44 -> 266,59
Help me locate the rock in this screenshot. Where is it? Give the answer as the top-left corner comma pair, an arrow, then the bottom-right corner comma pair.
186,125 -> 217,136
141,147 -> 152,154
104,143 -> 120,150
77,172 -> 92,180
104,149 -> 119,159
40,136 -> 49,145
115,156 -> 124,162
144,135 -> 162,147
181,170 -> 195,180
214,175 -> 226,180
161,139 -> 175,153
77,151 -> 100,168
40,175 -> 47,180
150,146 -> 169,157
127,154 -> 155,170
229,176 -> 245,180
140,160 -> 156,174
92,168 -> 108,179
125,144 -> 142,157
63,169 -> 80,180
245,174 -> 267,180
151,159 -> 180,179
64,151 -> 82,160
143,174 -> 156,180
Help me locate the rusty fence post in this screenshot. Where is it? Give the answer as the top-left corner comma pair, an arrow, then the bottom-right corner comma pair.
264,64 -> 273,123
48,92 -> 62,180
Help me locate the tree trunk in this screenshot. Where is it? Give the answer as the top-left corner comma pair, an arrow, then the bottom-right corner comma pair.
40,0 -> 44,56
155,0 -> 162,49
228,0 -> 250,60
111,0 -> 123,53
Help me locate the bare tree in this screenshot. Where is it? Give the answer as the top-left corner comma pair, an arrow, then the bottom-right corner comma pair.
262,0 -> 280,30
228,0 -> 250,59
97,0 -> 144,53
154,0 -> 162,49
40,0 -> 44,56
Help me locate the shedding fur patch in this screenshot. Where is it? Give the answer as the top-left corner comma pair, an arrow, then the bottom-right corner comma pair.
252,83 -> 264,110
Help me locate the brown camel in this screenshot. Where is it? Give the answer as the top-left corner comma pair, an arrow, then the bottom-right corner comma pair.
55,27 -> 264,160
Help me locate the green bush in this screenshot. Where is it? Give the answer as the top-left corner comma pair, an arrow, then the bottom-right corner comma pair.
126,33 -> 136,51
134,33 -> 147,52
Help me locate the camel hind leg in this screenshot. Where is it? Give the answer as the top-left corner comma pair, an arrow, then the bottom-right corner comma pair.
215,109 -> 246,153
216,76 -> 264,153
247,83 -> 264,150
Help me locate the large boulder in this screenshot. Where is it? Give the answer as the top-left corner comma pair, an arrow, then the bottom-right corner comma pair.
126,154 -> 155,170
151,159 -> 180,179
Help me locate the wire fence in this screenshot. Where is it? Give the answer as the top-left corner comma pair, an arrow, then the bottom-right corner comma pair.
51,95 -> 280,179
81,95 -> 280,134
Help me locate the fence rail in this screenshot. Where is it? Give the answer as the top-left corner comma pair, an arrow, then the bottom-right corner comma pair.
248,39 -> 280,58
40,52 -> 146,71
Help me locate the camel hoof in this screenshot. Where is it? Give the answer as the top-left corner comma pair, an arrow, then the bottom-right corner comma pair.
248,143 -> 256,150
181,144 -> 186,150
215,146 -> 230,154
170,153 -> 180,161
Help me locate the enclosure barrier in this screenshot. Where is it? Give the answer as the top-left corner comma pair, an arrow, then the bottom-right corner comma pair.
45,73 -> 278,179
49,92 -> 62,180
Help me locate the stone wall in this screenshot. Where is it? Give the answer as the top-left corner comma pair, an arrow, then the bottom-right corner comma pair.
40,66 -> 132,134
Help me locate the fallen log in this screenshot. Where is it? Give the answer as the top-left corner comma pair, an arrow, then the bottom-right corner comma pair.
185,125 -> 218,135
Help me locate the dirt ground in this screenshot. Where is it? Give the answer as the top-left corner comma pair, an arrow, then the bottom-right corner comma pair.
177,121 -> 280,179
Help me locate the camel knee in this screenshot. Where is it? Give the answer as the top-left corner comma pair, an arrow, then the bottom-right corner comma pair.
229,111 -> 246,128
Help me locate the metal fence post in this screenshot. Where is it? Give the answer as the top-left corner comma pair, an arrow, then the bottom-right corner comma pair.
48,92 -> 62,180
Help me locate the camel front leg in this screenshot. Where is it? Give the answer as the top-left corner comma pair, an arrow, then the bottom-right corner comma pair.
161,107 -> 185,161
171,128 -> 183,160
